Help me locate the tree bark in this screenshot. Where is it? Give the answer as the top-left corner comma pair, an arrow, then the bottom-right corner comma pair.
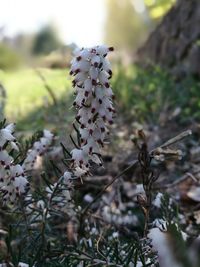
138,0 -> 200,77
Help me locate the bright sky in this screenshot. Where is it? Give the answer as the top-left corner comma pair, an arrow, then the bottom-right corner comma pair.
0,0 -> 106,47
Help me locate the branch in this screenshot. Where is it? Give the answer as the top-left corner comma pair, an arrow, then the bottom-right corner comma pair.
159,130 -> 192,149
81,129 -> 192,216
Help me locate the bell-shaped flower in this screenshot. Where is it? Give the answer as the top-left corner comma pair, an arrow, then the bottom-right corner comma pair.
69,45 -> 115,178
23,129 -> 54,171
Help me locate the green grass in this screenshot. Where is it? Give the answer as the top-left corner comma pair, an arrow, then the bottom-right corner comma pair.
112,65 -> 200,124
0,68 -> 73,132
0,65 -> 199,133
0,68 -> 70,120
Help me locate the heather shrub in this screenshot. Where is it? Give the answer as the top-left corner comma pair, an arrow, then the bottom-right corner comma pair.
0,46 -> 199,267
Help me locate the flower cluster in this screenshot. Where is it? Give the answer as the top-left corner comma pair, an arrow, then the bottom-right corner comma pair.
70,45 -> 115,177
23,129 -> 54,171
0,123 -> 29,204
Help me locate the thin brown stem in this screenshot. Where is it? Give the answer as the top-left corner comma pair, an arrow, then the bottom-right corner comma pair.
81,129 -> 192,218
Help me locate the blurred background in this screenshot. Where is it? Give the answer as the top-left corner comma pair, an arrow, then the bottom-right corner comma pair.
0,0 -> 199,134
2,3 -> 200,264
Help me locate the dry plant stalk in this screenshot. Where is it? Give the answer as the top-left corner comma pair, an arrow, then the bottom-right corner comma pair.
135,128 -> 192,237
136,131 -> 159,237
83,129 -> 192,219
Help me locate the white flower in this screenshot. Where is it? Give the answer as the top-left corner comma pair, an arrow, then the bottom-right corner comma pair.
73,166 -> 89,178
10,164 -> 24,177
5,123 -> 15,133
69,45 -> 115,177
0,129 -> 15,147
71,148 -> 89,166
0,150 -> 13,167
10,141 -> 19,151
0,123 -> 29,205
63,171 -> 72,182
23,129 -> 54,171
153,192 -> 163,208
0,123 -> 19,152
112,232 -> 119,238
43,129 -> 54,139
36,200 -> 45,209
0,170 -> 29,204
96,45 -> 114,56
153,219 -> 168,232
18,262 -> 29,267
82,138 -> 100,155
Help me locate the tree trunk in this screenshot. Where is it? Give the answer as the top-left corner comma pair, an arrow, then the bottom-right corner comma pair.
138,0 -> 200,77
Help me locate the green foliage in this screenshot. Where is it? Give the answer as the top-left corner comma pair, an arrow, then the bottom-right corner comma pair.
112,65 -> 200,123
1,65 -> 200,132
105,0 -> 149,52
0,68 -> 73,131
0,82 -> 6,120
159,193 -> 179,224
145,0 -> 176,19
104,0 -> 176,53
0,43 -> 21,70
32,25 -> 62,55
